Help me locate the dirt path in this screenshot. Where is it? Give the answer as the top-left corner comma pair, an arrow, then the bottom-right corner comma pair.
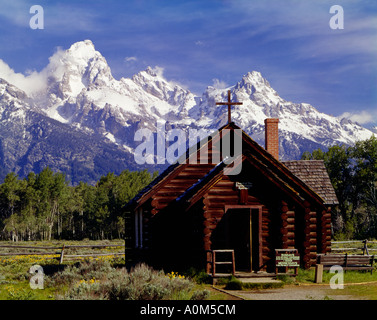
217,284 -> 368,300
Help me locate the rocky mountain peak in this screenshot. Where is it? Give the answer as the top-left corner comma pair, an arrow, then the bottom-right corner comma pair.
0,78 -> 28,102
0,39 -> 374,184
66,40 -> 96,58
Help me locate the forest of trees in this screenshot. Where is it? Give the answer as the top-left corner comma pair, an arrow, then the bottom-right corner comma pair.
302,135 -> 377,240
1,134 -> 376,242
0,168 -> 157,241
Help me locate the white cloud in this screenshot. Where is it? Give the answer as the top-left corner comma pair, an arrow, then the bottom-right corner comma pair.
339,110 -> 375,125
0,46 -> 69,96
125,56 -> 138,62
0,59 -> 47,95
150,66 -> 165,78
212,78 -> 228,89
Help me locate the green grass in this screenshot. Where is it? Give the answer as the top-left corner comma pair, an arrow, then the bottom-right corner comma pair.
0,280 -> 61,300
338,283 -> 377,299
0,241 -> 219,300
0,240 -> 125,300
296,267 -> 377,284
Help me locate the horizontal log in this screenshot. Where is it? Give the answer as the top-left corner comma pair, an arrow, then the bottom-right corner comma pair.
203,244 -> 211,251
203,201 -> 238,208
150,203 -> 168,210
153,195 -> 185,202
281,233 -> 295,241
165,179 -> 200,185
287,217 -> 295,224
303,238 -> 317,245
205,208 -> 224,215
286,231 -> 295,238
284,240 -> 295,246
205,195 -> 239,200
307,217 -> 317,223
304,213 -> 317,220
184,163 -> 215,169
207,189 -> 237,195
321,213 -> 331,219
153,186 -> 191,194
0,245 -> 62,250
304,245 -> 317,252
281,234 -> 294,241
213,180 -> 234,186
151,205 -> 169,211
304,226 -> 317,233
261,227 -> 270,233
174,173 -> 207,179
304,231 -> 317,238
203,220 -> 213,227
64,253 -> 125,259
203,228 -> 212,235
0,252 -> 59,256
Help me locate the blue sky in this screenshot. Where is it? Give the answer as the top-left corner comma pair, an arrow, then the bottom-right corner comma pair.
0,0 -> 376,127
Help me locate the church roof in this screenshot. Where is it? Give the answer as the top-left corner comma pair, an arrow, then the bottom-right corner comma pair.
282,160 -> 339,205
126,122 -> 338,211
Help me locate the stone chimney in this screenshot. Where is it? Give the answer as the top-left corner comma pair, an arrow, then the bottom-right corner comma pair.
264,118 -> 279,160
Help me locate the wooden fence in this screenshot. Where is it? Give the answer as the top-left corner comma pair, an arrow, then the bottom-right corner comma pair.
332,240 -> 377,255
0,244 -> 125,264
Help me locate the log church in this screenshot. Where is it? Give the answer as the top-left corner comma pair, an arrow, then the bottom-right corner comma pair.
126,91 -> 338,273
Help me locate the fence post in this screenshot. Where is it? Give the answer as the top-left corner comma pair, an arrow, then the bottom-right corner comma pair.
362,240 -> 369,255
315,264 -> 323,283
59,244 -> 65,264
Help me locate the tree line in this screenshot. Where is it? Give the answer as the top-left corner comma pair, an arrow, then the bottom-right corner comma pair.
1,134 -> 376,242
0,168 -> 157,241
302,135 -> 377,240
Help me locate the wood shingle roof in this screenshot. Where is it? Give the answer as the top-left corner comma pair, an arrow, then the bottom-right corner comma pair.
283,160 -> 339,205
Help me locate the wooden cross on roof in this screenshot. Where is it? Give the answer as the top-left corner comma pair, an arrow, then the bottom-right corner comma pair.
216,90 -> 243,124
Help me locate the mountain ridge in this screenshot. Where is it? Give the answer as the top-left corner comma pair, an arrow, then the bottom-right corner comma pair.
0,40 -> 373,183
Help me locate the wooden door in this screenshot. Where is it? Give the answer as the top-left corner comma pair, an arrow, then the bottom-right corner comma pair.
227,207 -> 261,272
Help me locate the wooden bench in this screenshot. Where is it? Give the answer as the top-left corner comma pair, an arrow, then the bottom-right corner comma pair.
317,254 -> 374,273
315,254 -> 374,283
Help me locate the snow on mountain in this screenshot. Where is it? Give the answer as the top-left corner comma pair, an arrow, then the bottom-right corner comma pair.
0,78 -> 30,123
192,70 -> 373,158
0,40 -> 374,171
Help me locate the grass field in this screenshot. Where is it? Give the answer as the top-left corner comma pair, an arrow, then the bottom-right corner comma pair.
0,240 -> 231,300
2,240 -> 377,300
0,240 -> 125,300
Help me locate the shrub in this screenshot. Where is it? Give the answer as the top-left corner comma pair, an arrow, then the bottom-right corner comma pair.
5,286 -> 37,300
54,262 -> 207,300
224,276 -> 243,290
190,289 -> 210,300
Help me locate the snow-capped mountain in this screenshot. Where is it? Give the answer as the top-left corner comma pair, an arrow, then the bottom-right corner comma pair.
0,76 -> 143,184
0,40 -> 373,183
